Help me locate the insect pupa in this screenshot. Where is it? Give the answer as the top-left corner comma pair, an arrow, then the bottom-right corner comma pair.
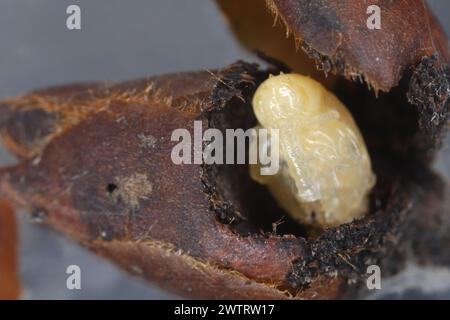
250,73 -> 376,227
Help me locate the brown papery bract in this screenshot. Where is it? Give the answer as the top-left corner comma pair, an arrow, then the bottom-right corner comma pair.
0,200 -> 20,299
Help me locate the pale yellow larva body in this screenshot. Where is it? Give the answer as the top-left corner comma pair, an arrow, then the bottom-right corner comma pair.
250,73 -> 376,227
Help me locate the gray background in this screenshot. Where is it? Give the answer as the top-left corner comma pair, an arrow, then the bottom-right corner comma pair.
0,0 -> 449,299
